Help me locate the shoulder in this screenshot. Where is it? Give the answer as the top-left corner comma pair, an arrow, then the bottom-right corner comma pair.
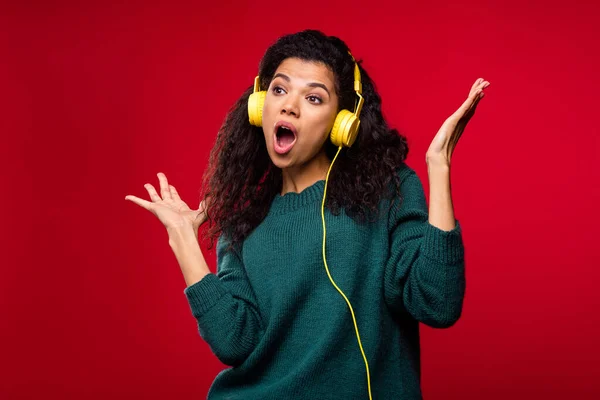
386,162 -> 426,202
381,163 -> 428,226
394,162 -> 421,187
217,233 -> 244,260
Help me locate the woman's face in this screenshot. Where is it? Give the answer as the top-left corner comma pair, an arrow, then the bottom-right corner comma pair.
261,57 -> 339,170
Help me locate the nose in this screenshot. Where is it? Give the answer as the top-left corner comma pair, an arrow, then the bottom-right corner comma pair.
281,96 -> 300,117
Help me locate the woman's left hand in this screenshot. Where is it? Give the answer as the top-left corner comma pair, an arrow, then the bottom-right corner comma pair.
426,78 -> 490,167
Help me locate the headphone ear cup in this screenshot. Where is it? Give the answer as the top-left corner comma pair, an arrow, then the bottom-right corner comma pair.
248,91 -> 266,127
330,109 -> 360,147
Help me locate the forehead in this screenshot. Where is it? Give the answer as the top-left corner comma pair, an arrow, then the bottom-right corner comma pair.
273,58 -> 335,89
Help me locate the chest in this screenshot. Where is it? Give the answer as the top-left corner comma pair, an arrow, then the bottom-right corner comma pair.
242,206 -> 382,316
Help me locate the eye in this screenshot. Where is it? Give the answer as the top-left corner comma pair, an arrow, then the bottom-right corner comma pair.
272,86 -> 286,95
307,95 -> 323,104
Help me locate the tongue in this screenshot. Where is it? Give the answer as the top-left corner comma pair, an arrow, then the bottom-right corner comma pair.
274,129 -> 296,154
278,131 -> 295,146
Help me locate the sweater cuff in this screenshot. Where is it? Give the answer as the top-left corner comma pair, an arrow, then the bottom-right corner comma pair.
421,220 -> 464,265
183,273 -> 229,319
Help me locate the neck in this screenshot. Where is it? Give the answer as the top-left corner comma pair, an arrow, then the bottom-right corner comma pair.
280,150 -> 331,195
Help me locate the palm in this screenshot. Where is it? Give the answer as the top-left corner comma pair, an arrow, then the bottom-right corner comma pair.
427,78 -> 490,165
153,199 -> 197,228
125,172 -> 207,230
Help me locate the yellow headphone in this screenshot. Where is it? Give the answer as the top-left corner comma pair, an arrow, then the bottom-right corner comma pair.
247,54 -> 364,148
248,54 -> 373,400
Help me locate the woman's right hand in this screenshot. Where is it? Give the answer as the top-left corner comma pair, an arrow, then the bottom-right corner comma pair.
125,172 -> 208,232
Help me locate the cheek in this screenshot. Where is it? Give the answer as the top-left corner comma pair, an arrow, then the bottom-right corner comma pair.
261,99 -> 274,136
314,109 -> 338,134
261,97 -> 277,128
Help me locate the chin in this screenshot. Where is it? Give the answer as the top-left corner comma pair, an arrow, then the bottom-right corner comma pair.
268,152 -> 295,170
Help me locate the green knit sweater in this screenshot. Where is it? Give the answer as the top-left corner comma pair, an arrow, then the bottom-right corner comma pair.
183,163 -> 465,399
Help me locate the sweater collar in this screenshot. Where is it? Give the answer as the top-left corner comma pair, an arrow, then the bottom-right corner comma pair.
269,180 -> 326,215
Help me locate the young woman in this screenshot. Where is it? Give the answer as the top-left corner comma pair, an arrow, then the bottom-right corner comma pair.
126,30 -> 489,399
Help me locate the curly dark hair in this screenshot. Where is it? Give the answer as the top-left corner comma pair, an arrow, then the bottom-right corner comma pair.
200,29 -> 409,248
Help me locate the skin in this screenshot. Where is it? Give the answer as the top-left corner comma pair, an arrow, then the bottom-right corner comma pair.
261,58 -> 340,196
425,78 -> 490,231
125,64 -> 490,286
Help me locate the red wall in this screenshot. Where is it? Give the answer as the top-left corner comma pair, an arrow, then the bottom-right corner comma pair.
2,0 -> 599,398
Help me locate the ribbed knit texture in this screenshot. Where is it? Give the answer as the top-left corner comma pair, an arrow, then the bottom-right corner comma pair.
184,163 -> 466,399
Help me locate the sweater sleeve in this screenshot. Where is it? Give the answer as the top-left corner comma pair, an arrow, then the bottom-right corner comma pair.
183,236 -> 264,366
383,166 -> 466,328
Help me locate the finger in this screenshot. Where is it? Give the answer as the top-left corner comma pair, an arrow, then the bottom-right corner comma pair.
144,183 -> 162,202
125,195 -> 154,211
461,98 -> 480,123
470,84 -> 483,97
197,199 -> 209,225
472,90 -> 484,108
450,96 -> 480,148
477,80 -> 490,94
157,172 -> 172,201
470,79 -> 490,96
468,88 -> 484,108
199,198 -> 210,213
169,185 -> 182,202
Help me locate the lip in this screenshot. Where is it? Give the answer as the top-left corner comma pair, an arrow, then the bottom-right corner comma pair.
273,120 -> 298,155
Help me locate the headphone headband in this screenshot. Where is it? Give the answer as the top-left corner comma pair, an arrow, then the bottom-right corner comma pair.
348,52 -> 364,118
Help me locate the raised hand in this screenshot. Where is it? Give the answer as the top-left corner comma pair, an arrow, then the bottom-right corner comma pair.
125,172 -> 207,232
426,78 -> 490,167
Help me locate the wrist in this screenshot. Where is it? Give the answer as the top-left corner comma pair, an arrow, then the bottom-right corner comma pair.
426,153 -> 450,170
166,223 -> 211,287
427,160 -> 451,177
167,223 -> 198,247
427,160 -> 452,199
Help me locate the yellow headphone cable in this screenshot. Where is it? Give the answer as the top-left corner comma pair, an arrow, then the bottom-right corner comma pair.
248,50 -> 371,398
321,146 -> 373,400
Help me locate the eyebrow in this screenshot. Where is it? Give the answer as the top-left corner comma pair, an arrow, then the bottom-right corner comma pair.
272,73 -> 331,97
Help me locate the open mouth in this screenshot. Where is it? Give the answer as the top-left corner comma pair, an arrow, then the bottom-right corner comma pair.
273,122 -> 297,155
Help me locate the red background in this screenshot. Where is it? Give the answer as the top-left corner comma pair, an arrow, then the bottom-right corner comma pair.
2,0 -> 599,398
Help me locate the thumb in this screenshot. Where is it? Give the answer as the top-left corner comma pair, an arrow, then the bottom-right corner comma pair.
195,198 -> 210,226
